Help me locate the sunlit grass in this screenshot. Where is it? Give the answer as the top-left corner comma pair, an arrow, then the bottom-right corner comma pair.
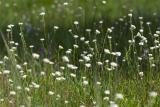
0,1 -> 160,107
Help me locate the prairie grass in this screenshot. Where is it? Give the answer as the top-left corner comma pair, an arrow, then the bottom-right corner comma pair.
0,0 -> 160,107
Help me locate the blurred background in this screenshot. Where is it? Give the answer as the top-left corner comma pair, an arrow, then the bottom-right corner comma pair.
1,0 -> 160,26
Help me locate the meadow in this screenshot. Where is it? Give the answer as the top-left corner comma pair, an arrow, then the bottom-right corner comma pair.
0,0 -> 160,107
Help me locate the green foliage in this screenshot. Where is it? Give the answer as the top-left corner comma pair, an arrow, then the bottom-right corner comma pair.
0,0 -> 160,107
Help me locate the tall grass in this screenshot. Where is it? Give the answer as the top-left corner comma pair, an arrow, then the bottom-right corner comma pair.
0,0 -> 160,107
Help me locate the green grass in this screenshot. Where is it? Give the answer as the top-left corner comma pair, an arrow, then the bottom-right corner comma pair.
0,0 -> 160,107
0,0 -> 160,27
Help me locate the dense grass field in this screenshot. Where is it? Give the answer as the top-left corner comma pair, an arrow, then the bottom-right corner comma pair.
0,0 -> 160,107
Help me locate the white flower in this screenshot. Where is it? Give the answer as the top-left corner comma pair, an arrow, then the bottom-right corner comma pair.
70,73 -> 76,78
146,22 -> 151,25
110,103 -> 119,107
107,68 -> 112,71
84,41 -> 89,44
32,53 -> 40,59
60,66 -> 65,70
34,84 -> 40,89
82,77 -> 86,79
156,31 -> 160,34
43,58 -> 51,64
149,91 -> 158,97
25,87 -> 30,92
151,64 -> 156,67
48,91 -> 54,95
80,37 -> 85,41
6,29 -> 11,32
111,52 -> 116,56
68,29 -> 72,32
130,25 -> 136,30
85,63 -> 91,68
54,26 -> 59,30
140,29 -> 144,33
128,13 -> 132,17
15,42 -> 19,46
83,56 -> 90,62
67,64 -> 78,70
4,56 -> 9,60
139,17 -> 143,20
59,45 -> 64,49
107,28 -> 112,33
9,79 -> 13,83
99,21 -> 103,24
40,12 -> 45,16
104,90 -> 110,95
136,32 -> 142,37
104,49 -> 110,54
138,57 -> 142,61
65,100 -> 69,104
80,105 -> 85,107
93,100 -> 96,104
16,86 -> 22,90
97,61 -> 103,65
96,81 -> 101,85
87,54 -> 93,58
62,56 -> 69,62
115,52 -> 121,56
153,34 -> 159,37
40,38 -> 45,41
128,39 -> 135,44
110,62 -> 118,68
86,29 -> 91,32
154,40 -> 159,44
73,44 -> 79,48
22,75 -> 27,79
0,61 -> 4,64
3,70 -> 10,74
119,18 -> 124,22
10,91 -> 16,95
8,24 -> 14,28
19,70 -> 24,73
11,47 -> 17,51
105,60 -> 109,63
29,45 -> 34,48
40,71 -> 45,76
49,61 -> 54,65
108,36 -> 112,39
74,21 -> 79,25
73,35 -> 79,39
55,71 -> 62,76
103,97 -> 109,101
96,29 -> 100,34
66,49 -> 72,54
139,42 -> 144,46
23,62 -> 28,66
83,80 -> 88,85
115,93 -> 123,100
102,1 -> 107,4
139,72 -> 144,77
20,105 -> 25,107
56,77 -> 66,81
32,82 -> 40,89
18,22 -> 23,25
16,64 -> 22,70
92,39 -> 97,43
63,2 -> 69,6
0,99 -> 4,102
79,59 -> 84,62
